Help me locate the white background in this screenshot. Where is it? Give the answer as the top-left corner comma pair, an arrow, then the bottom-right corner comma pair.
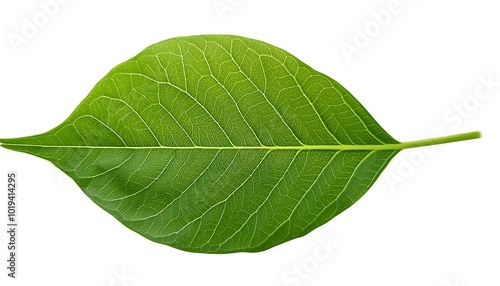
0,1 -> 499,285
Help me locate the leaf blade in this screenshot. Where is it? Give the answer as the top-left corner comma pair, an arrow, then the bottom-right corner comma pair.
0,35 -> 477,253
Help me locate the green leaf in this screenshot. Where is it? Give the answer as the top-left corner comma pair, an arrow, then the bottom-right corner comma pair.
0,35 -> 480,253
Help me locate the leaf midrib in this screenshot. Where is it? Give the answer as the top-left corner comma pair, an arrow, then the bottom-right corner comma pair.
0,131 -> 481,151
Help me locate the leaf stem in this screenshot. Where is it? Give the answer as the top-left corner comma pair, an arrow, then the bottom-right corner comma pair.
398,131 -> 481,150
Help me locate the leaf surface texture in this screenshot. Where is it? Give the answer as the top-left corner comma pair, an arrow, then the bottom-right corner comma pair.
1,35 -> 402,252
